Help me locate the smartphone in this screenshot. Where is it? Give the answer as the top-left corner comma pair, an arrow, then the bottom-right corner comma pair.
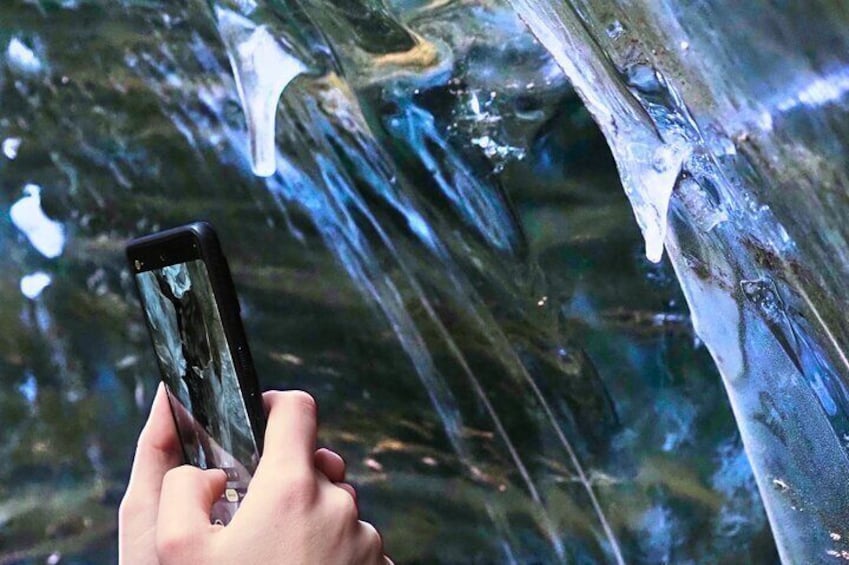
126,221 -> 265,525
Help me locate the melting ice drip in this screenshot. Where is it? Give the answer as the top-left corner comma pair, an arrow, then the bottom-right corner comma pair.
508,0 -> 693,263
213,5 -> 306,177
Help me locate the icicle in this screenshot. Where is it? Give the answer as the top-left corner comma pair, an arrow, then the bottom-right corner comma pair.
509,0 -> 695,263
214,7 -> 306,177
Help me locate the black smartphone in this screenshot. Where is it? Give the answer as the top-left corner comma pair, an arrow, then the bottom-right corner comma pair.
126,221 -> 265,525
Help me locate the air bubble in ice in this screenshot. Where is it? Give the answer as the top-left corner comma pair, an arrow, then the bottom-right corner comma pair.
678,177 -> 728,232
605,20 -> 625,40
652,145 -> 676,172
626,64 -> 663,95
740,279 -> 784,322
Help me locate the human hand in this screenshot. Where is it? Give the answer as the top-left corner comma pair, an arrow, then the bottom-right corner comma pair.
118,385 -> 388,564
119,383 -> 181,565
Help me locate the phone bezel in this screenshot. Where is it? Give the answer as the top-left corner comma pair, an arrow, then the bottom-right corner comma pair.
126,221 -> 266,467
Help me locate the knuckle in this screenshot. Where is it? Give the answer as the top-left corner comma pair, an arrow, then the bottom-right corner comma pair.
315,447 -> 336,460
163,464 -> 198,488
363,521 -> 383,550
262,389 -> 284,409
156,527 -> 195,562
357,521 -> 384,563
337,491 -> 359,523
117,496 -> 140,524
278,471 -> 317,506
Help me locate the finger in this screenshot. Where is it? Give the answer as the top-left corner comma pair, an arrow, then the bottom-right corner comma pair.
356,520 -> 385,563
123,383 -> 182,508
255,391 -> 318,477
321,478 -> 359,524
335,482 -> 357,505
157,466 -> 226,549
314,448 -> 346,483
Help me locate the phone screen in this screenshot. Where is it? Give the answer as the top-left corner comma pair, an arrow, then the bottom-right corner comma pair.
135,258 -> 258,522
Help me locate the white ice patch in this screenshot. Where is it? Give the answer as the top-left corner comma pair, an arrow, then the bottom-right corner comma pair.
233,0 -> 258,13
20,271 -> 52,299
2,137 -> 21,160
18,372 -> 38,405
215,7 -> 307,177
7,38 -> 43,75
10,184 -> 66,258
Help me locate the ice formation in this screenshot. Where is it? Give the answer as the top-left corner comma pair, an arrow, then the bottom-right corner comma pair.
214,5 -> 306,177
20,272 -> 52,299
10,184 -> 66,259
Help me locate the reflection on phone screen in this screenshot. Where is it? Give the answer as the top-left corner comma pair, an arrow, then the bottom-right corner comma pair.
136,259 -> 259,524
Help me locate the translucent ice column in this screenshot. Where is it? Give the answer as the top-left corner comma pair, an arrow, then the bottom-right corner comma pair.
509,0 -> 849,561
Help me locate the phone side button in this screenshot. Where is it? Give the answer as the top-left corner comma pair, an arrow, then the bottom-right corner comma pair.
236,345 -> 253,374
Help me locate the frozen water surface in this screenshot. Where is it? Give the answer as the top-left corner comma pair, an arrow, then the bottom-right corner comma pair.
509,0 -> 849,561
2,0 -> 848,563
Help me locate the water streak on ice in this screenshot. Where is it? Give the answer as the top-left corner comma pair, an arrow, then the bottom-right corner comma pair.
10,184 -> 66,258
775,68 -> 849,113
214,7 -> 307,177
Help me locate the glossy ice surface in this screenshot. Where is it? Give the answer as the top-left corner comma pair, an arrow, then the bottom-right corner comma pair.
509,1 -> 849,561
3,0 -> 844,562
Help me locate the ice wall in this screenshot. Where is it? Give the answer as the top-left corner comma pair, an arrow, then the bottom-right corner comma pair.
508,0 -> 849,561
208,0 -> 849,560
0,0 -> 815,561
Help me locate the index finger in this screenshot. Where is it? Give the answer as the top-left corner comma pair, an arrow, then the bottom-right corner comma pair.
254,390 -> 317,479
123,382 -> 182,505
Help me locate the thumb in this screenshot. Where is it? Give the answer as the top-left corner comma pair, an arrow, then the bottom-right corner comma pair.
156,466 -> 227,558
